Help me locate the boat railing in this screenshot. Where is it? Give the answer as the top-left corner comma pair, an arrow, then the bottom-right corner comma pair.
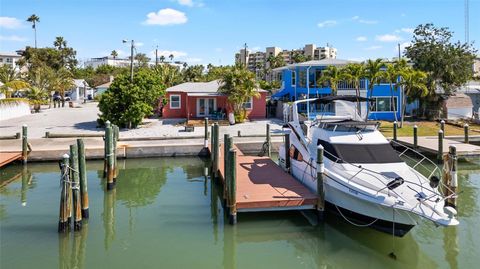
321,148 -> 445,202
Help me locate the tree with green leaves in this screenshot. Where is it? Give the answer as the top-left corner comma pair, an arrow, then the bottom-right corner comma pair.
405,23 -> 477,117
159,55 -> 165,63
169,54 -> 174,62
50,68 -> 75,107
292,52 -> 309,63
182,64 -> 205,82
218,65 -> 258,123
0,65 -> 29,98
363,58 -> 385,97
399,68 -> 428,126
54,36 -> 67,50
98,69 -> 166,128
318,65 -> 343,96
152,64 -> 183,88
134,53 -> 151,68
111,50 -> 118,61
19,39 -> 78,71
27,14 -> 40,48
383,61 -> 405,122
342,63 -> 365,114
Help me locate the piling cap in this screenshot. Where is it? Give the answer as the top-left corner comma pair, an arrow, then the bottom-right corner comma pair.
440,120 -> 445,124
317,144 -> 324,150
413,125 -> 417,128
464,123 -> 469,127
22,124 -> 27,127
62,153 -> 70,159
438,129 -> 443,133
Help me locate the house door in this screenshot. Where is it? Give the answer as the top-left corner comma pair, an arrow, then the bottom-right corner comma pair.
197,98 -> 216,117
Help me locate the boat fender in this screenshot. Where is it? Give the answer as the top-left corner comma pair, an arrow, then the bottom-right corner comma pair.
387,177 -> 404,190
443,206 -> 457,218
383,196 -> 396,206
450,172 -> 458,187
429,176 -> 440,188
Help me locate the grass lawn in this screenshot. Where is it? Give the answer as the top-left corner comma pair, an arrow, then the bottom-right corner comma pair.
378,120 -> 480,137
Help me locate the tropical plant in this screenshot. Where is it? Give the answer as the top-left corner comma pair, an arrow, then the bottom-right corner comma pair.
54,36 -> 67,50
0,65 -> 29,98
169,54 -> 174,62
182,65 -> 205,82
159,55 -> 165,63
51,68 -> 75,107
134,53 -> 151,68
342,63 -> 365,114
27,86 -> 48,112
152,64 -> 183,88
317,65 -> 343,95
98,69 -> 166,128
363,58 -> 385,96
218,64 -> 259,123
111,50 -> 118,60
27,14 -> 40,48
398,68 -> 428,126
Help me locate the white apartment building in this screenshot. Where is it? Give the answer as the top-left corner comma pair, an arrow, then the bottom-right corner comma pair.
0,52 -> 22,70
235,43 -> 337,73
84,56 -> 132,68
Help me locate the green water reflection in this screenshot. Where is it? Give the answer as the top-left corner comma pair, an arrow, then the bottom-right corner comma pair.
1,157 -> 479,269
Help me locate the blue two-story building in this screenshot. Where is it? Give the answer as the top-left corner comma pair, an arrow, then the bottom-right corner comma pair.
271,59 -> 402,121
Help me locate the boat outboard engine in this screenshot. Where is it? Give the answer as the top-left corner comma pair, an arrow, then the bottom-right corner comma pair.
387,177 -> 404,190
429,176 -> 440,188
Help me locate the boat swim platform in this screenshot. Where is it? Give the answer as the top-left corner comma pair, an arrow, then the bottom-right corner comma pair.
216,144 -> 318,213
394,136 -> 480,158
0,152 -> 22,168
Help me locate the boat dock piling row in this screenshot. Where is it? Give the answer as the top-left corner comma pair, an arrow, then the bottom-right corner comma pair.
103,121 -> 119,190
207,118 -> 320,225
58,139 -> 90,233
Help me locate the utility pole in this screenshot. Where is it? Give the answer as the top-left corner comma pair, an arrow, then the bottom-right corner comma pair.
397,43 -> 401,60
123,39 -> 135,82
155,46 -> 159,66
244,43 -> 248,68
465,0 -> 469,43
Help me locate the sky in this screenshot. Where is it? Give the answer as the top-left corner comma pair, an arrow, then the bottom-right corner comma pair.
0,0 -> 478,66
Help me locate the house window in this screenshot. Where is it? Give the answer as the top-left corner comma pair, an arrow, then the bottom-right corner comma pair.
6,58 -> 12,63
291,71 -> 296,86
370,97 -> 397,112
170,94 -> 181,109
299,70 -> 306,87
242,97 -> 253,110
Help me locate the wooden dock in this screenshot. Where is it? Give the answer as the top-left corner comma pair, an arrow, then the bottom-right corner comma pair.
0,152 -> 22,168
395,136 -> 480,157
216,143 -> 318,214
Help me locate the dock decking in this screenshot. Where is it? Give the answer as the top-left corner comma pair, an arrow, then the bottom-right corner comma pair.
217,144 -> 318,213
0,152 -> 22,168
395,136 -> 480,157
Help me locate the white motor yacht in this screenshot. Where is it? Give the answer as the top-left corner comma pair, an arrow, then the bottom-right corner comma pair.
279,95 -> 459,236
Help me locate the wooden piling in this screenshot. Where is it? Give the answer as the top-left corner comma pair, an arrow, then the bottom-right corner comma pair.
103,121 -> 111,178
464,123 -> 469,144
266,124 -> 271,157
211,124 -> 215,161
228,148 -> 237,225
440,120 -> 445,137
438,130 -> 444,163
77,139 -> 89,219
112,125 -> 119,180
105,123 -> 115,190
223,134 -> 232,204
213,123 -> 219,179
21,165 -> 28,206
22,124 -> 28,164
393,121 -> 397,141
316,145 -> 325,221
284,133 -> 290,172
70,144 -> 82,231
204,117 -> 209,148
58,154 -> 69,233
15,132 -> 20,139
237,130 -> 241,137
445,146 -> 458,208
413,125 -> 418,149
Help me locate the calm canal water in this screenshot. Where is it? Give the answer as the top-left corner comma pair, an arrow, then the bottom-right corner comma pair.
1,157 -> 479,269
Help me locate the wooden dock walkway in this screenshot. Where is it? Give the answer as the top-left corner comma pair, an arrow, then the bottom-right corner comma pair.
395,136 -> 480,157
216,143 -> 318,213
0,152 -> 22,168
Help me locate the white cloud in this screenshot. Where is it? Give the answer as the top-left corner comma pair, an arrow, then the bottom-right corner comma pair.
351,16 -> 360,20
358,19 -> 378,24
153,50 -> 188,58
135,42 -> 144,47
317,20 -> 337,28
376,34 -> 402,42
143,8 -> 188,26
177,0 -> 204,7
400,27 -> 414,34
214,48 -> 223,52
0,17 -> 23,29
0,35 -> 27,42
356,36 -> 367,42
185,57 -> 202,63
365,45 -> 382,50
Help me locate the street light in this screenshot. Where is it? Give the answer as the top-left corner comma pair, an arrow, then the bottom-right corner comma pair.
123,39 -> 135,82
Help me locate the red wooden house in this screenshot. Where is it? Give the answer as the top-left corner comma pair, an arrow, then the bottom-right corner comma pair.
162,80 -> 267,120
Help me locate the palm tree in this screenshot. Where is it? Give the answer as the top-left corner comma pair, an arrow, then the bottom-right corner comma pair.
0,65 -> 29,98
364,58 -> 385,96
111,50 -> 118,66
318,66 -> 343,96
384,60 -> 408,123
27,14 -> 40,48
398,68 -> 428,126
218,65 -> 259,123
51,68 -> 74,107
342,63 -> 365,114
169,54 -> 174,62
27,86 -> 48,112
159,55 -> 165,63
53,36 -> 67,50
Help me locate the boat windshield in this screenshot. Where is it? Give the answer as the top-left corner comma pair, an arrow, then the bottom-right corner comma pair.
317,140 -> 403,164
297,100 -> 364,122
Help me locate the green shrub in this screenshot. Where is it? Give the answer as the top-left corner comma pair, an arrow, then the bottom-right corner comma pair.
98,69 -> 165,128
